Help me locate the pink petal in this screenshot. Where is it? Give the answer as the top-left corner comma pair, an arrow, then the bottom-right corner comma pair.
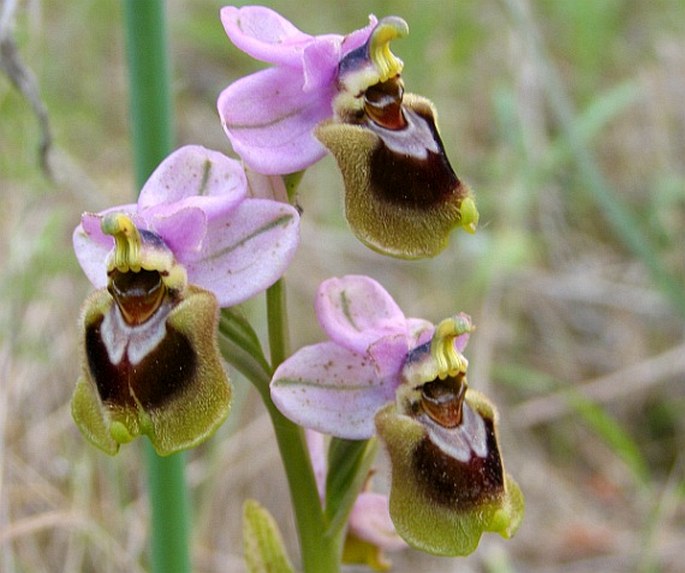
315,276 -> 408,355
220,5 -> 318,67
138,145 -> 246,220
455,332 -> 470,353
148,206 -> 207,254
367,334 -> 409,379
300,15 -> 378,91
218,67 -> 331,174
182,199 -> 300,307
220,6 -> 375,70
341,15 -> 378,54
406,318 -> 434,347
73,223 -> 112,289
301,37 -> 341,91
349,492 -> 407,551
271,342 -> 395,440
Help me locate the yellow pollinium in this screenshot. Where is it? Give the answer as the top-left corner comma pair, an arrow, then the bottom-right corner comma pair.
369,16 -> 409,83
430,314 -> 474,379
101,212 -> 188,295
102,213 -> 143,273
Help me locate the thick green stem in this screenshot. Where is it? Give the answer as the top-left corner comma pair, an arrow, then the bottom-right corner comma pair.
143,447 -> 191,573
123,2 -> 191,573
123,0 -> 174,183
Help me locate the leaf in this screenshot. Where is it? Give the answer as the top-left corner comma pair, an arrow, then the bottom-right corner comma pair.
324,437 -> 378,536
220,308 -> 268,365
545,81 -> 638,171
243,499 -> 295,573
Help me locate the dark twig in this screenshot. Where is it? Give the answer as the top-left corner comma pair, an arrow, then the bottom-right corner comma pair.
0,0 -> 53,179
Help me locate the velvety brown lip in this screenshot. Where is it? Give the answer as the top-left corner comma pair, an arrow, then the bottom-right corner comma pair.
369,104 -> 465,209
85,313 -> 197,410
412,415 -> 505,509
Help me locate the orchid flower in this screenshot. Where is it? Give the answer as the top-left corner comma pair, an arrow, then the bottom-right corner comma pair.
218,7 -> 478,259
72,145 -> 300,455
271,275 -> 524,556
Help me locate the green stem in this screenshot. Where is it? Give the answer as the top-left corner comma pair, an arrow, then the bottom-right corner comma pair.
266,280 -> 289,369
263,398 -> 343,573
263,280 -> 343,573
123,0 -> 174,183
143,446 -> 191,573
123,2 -> 191,573
220,285 -> 343,571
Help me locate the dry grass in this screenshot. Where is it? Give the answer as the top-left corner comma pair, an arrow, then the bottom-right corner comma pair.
1,0 -> 684,571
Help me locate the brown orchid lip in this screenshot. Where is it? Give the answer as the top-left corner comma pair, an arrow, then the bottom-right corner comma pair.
85,310 -> 197,411
366,100 -> 463,209
108,268 -> 167,326
412,412 -> 505,509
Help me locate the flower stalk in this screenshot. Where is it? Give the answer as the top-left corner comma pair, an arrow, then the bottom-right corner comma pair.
262,396 -> 344,573
218,257 -> 347,572
123,2 -> 191,573
263,271 -> 344,572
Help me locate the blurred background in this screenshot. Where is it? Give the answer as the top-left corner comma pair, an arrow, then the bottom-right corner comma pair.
1,0 -> 684,571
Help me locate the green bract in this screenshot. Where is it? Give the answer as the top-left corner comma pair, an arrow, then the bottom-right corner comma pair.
242,500 -> 295,573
